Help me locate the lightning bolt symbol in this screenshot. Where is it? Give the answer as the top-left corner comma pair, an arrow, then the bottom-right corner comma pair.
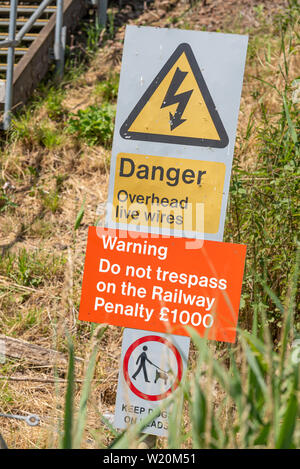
161,67 -> 193,131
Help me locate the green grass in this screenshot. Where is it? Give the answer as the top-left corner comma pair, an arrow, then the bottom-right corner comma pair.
94,72 -> 119,102
28,219 -> 55,239
0,384 -> 18,409
2,308 -> 44,333
10,114 -> 65,150
60,328 -> 108,449
0,248 -> 66,288
44,87 -> 67,121
57,250 -> 299,449
0,190 -> 17,213
226,65 -> 299,340
39,188 -> 61,214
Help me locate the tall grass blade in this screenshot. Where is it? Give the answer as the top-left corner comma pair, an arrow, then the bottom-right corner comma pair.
73,346 -> 98,448
191,380 -> 206,448
283,95 -> 298,147
75,199 -> 85,231
276,366 -> 299,449
61,338 -> 75,449
167,386 -> 184,449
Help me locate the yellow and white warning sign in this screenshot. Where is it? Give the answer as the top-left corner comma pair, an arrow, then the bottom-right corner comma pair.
120,43 -> 229,148
112,153 -> 226,233
107,26 -> 248,240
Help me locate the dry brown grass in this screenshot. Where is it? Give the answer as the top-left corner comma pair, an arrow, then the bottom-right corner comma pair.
0,0 -> 298,448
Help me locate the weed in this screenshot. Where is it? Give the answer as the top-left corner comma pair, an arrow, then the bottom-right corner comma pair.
275,0 -> 300,33
85,22 -> 104,56
62,55 -> 86,84
0,190 -> 17,213
0,384 -> 17,408
10,116 -> 64,150
28,219 -> 55,239
23,308 -> 42,329
94,73 -> 119,102
40,189 -> 61,214
253,4 -> 265,20
45,87 -> 66,120
9,109 -> 35,146
36,124 -> 64,149
74,199 -> 85,231
2,308 -> 44,333
180,21 -> 192,30
167,16 -> 179,25
107,10 -> 115,40
28,165 -> 39,179
0,248 -> 66,288
60,327 -> 107,449
55,174 -> 68,191
67,103 -> 115,147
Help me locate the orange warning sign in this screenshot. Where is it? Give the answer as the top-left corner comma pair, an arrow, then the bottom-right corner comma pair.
120,43 -> 229,148
79,227 -> 246,343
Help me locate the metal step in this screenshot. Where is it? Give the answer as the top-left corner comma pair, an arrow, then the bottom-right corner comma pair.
0,48 -> 27,56
0,1 -> 53,84
0,18 -> 49,27
0,6 -> 57,14
0,32 -> 40,41
0,0 -> 92,129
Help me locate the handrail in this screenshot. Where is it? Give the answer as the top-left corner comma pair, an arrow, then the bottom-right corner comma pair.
0,39 -> 18,47
0,1 -> 108,130
1,0 -> 64,130
54,0 -> 64,78
0,0 -> 53,49
2,0 -> 18,131
15,0 -> 53,43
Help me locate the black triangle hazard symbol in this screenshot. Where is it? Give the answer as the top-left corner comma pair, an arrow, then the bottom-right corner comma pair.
120,43 -> 229,148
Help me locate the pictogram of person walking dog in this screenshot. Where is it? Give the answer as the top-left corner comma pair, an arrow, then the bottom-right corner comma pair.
132,346 -> 170,386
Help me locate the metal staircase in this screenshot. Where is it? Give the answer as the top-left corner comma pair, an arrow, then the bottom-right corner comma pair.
0,1 -> 107,130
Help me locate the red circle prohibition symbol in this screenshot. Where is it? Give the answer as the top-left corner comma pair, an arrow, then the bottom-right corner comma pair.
123,335 -> 183,401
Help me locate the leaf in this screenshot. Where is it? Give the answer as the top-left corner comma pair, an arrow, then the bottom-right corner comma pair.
254,423 -> 271,446
73,326 -> 108,448
276,376 -> 298,448
283,95 -> 298,146
242,338 -> 268,395
167,386 -> 184,449
101,414 -> 120,438
191,381 -> 206,448
74,199 -> 85,231
73,345 -> 98,448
